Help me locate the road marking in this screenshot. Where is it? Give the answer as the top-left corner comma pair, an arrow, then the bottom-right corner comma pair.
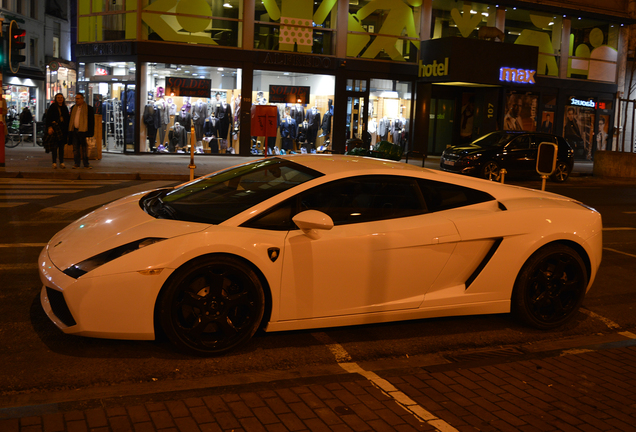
1,190 -> 83,194
603,227 -> 636,231
0,263 -> 40,271
0,195 -> 56,200
0,243 -> 46,248
603,247 -> 636,259
619,331 -> 636,339
39,181 -> 175,212
311,332 -> 458,431
580,308 -> 620,329
0,202 -> 28,208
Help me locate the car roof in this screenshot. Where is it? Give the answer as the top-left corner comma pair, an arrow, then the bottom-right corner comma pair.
275,154 -> 429,176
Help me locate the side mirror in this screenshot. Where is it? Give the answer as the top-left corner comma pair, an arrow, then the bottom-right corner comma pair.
292,210 -> 334,240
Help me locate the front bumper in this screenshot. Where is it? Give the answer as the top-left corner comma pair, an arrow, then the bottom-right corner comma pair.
38,245 -> 171,340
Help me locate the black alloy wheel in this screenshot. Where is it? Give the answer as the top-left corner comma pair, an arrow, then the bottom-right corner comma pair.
481,160 -> 501,182
158,256 -> 265,356
513,244 -> 588,329
550,161 -> 571,183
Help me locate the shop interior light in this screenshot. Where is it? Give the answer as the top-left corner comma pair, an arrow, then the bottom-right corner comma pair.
223,2 -> 232,7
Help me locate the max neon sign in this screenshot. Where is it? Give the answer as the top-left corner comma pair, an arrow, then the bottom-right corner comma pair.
499,67 -> 536,84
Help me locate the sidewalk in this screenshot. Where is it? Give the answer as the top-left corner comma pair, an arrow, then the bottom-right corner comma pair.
1,146 -> 594,181
1,334 -> 635,432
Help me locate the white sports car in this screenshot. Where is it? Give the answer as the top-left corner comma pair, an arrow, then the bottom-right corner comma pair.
39,155 -> 602,356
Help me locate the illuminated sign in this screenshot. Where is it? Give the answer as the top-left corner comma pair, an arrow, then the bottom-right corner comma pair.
499,67 -> 535,84
569,97 -> 596,108
419,58 -> 449,78
269,85 -> 310,104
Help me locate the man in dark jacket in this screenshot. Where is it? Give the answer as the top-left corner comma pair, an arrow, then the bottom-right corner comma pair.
46,93 -> 71,169
68,93 -> 95,169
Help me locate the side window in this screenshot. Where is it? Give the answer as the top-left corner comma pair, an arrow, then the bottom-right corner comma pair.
298,176 -> 426,225
242,175 -> 427,229
534,134 -> 556,148
507,135 -> 531,150
417,179 -> 495,213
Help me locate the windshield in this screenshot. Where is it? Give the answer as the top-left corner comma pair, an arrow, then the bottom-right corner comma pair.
143,158 -> 323,224
472,132 -> 517,148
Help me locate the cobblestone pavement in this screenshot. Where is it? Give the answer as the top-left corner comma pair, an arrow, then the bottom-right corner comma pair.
1,338 -> 635,432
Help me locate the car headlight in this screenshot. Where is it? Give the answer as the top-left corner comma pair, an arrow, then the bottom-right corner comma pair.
62,238 -> 166,279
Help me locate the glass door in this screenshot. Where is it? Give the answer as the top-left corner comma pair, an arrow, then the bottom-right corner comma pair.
345,78 -> 369,146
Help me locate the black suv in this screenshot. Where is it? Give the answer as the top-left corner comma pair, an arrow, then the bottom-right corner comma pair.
440,131 -> 574,182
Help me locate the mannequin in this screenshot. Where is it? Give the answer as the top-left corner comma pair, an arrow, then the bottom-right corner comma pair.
143,98 -> 160,151
168,121 -> 187,152
280,110 -> 296,151
191,98 -> 207,143
154,92 -> 170,147
305,105 -> 321,150
214,92 -> 233,152
203,113 -> 219,153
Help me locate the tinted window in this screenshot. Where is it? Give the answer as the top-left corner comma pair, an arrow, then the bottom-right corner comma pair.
417,179 -> 495,212
152,158 -> 322,224
243,175 -> 427,230
507,135 -> 532,150
243,175 -> 496,231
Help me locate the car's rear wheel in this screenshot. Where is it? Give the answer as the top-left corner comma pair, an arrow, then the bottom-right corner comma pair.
481,161 -> 501,181
513,244 -> 587,329
158,256 -> 265,356
550,161 -> 571,183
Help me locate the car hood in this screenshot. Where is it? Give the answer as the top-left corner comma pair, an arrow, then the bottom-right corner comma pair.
46,192 -> 208,270
444,145 -> 488,156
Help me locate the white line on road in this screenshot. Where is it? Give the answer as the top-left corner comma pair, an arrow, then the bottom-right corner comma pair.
603,227 -> 636,231
619,331 -> 636,339
0,263 -> 40,271
603,247 -> 636,259
311,332 -> 458,432
39,181 -> 176,212
0,243 -> 46,248
580,308 -> 620,329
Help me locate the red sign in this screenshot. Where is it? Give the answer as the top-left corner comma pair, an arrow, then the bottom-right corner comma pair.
166,77 -> 212,97
269,85 -> 310,104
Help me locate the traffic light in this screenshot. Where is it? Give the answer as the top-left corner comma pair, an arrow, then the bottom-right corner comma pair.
9,20 -> 26,73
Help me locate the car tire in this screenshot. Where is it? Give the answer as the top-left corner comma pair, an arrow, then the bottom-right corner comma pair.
550,161 -> 571,183
481,161 -> 501,182
512,244 -> 588,330
158,255 -> 265,356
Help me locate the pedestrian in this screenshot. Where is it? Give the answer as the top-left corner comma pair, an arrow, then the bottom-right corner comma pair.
46,93 -> 70,169
19,106 -> 34,134
68,93 -> 95,169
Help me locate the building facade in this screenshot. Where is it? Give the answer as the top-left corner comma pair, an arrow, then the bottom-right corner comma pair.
73,0 -> 633,160
1,0 -> 74,125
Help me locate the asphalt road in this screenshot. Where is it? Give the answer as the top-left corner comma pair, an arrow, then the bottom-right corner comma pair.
1,175 -> 635,409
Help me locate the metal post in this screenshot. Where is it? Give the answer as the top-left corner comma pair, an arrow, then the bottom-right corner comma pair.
500,168 -> 507,184
189,143 -> 196,180
541,175 -> 548,191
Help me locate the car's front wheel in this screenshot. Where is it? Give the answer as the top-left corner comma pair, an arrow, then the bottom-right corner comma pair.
550,161 -> 571,183
481,161 -> 501,181
158,256 -> 265,356
512,244 -> 588,329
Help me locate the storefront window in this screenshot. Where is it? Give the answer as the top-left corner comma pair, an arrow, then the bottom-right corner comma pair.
78,62 -> 136,153
348,0 -> 420,62
503,91 -> 538,132
568,18 -> 619,82
254,0 -> 336,55
46,65 -> 77,107
563,100 -> 595,160
3,82 -> 38,128
251,70 -> 335,155
368,79 -> 412,150
141,63 -> 242,155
